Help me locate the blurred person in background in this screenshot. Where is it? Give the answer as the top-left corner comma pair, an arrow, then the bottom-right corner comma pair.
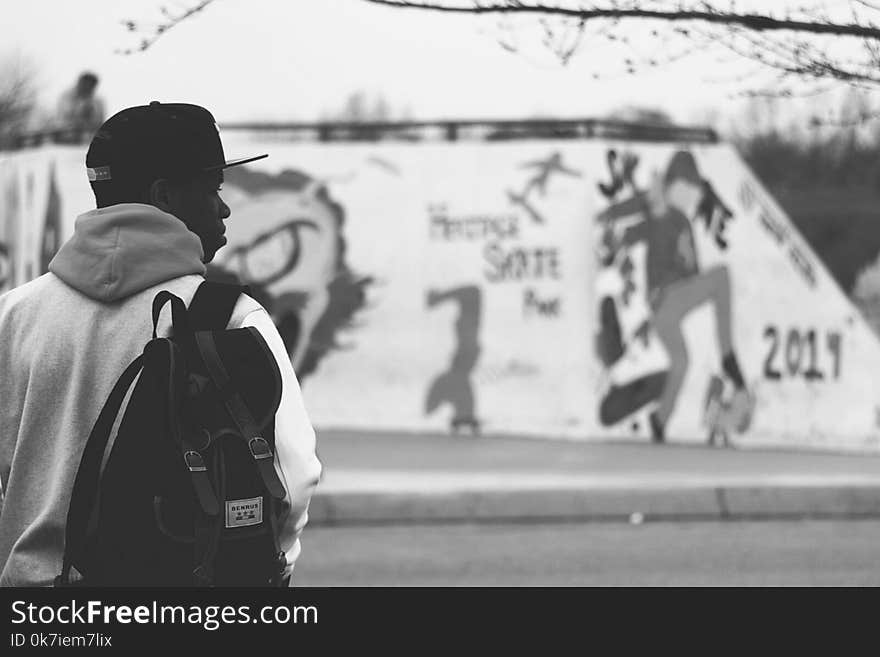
55,71 -> 105,138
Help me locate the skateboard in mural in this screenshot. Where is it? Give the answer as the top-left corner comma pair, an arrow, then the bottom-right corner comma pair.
425,285 -> 483,435
594,149 -> 755,445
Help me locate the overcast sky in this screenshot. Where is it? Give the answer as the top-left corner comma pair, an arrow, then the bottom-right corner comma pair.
0,0 -> 869,132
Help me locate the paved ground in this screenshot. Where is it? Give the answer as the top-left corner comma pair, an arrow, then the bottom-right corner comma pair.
315,430 -> 880,476
295,519 -> 880,586
309,430 -> 880,525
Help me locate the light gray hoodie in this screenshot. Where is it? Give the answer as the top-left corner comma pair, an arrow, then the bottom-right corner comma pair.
0,203 -> 321,586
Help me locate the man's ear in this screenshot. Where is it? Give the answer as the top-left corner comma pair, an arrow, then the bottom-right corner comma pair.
147,178 -> 174,213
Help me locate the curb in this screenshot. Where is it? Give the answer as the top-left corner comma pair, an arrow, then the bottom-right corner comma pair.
308,485 -> 880,526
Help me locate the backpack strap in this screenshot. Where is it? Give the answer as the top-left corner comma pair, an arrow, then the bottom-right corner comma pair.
163,337 -> 220,518
194,329 -> 287,500
152,291 -> 192,341
266,494 -> 288,586
188,281 -> 250,331
57,355 -> 144,586
187,280 -> 287,584
178,281 -> 247,519
192,446 -> 226,586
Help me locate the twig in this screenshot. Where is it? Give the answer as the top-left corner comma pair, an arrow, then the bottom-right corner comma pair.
117,0 -> 219,55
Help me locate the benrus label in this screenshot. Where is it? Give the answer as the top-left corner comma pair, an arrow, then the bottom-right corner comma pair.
225,496 -> 263,528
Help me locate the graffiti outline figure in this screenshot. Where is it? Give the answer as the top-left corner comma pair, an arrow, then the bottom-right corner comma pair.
425,285 -> 483,435
519,152 -> 581,197
211,167 -> 373,381
507,151 -> 582,224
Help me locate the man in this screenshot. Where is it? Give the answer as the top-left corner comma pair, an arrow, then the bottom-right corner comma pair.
598,151 -> 753,443
56,72 -> 106,137
0,102 -> 322,586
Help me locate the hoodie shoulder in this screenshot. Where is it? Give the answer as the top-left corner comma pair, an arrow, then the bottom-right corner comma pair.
0,274 -> 63,321
229,293 -> 268,328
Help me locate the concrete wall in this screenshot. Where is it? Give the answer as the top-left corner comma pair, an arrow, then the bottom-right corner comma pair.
2,136 -> 879,450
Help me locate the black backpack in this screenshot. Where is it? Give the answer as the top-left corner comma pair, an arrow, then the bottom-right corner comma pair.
56,281 -> 289,587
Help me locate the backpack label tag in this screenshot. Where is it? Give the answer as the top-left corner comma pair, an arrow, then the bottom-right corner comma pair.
225,497 -> 263,528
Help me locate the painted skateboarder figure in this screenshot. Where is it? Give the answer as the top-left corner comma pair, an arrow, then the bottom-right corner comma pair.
599,151 -> 753,442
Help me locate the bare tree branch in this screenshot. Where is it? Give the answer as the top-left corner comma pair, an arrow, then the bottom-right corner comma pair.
361,1 -> 880,41
854,0 -> 880,13
116,0 -> 880,112
117,0 -> 218,54
352,1 -> 880,98
0,54 -> 39,148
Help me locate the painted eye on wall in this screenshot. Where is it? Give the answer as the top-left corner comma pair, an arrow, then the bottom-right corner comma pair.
244,228 -> 295,282
228,219 -> 321,286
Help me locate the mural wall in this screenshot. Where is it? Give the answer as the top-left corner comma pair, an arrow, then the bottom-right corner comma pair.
2,137 -> 880,451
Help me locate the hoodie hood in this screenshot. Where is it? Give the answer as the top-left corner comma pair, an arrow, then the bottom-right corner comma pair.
49,203 -> 206,302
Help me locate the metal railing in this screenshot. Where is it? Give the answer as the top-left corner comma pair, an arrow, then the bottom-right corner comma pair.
1,117 -> 717,151
223,117 -> 718,143
1,128 -> 97,151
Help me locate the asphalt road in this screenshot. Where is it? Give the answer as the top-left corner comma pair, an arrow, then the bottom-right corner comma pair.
294,519 -> 880,586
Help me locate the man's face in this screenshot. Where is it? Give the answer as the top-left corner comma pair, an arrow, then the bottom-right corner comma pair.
665,178 -> 704,218
167,170 -> 231,263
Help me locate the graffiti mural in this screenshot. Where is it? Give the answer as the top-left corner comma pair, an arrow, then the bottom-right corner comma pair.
3,140 -> 880,450
211,167 -> 374,382
0,171 -> 19,294
40,164 -> 62,274
425,285 -> 483,433
422,149 -> 579,434
594,149 -> 755,444
507,151 -> 581,225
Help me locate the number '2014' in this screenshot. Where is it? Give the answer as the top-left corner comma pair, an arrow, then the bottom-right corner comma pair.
763,326 -> 841,381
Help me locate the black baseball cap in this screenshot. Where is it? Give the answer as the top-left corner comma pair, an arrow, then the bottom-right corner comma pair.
86,101 -> 267,187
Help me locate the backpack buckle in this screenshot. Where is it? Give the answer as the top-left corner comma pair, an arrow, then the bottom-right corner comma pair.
248,437 -> 273,460
247,437 -> 285,499
184,450 -> 207,472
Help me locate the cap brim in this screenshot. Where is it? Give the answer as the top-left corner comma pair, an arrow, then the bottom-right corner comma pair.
205,153 -> 268,171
